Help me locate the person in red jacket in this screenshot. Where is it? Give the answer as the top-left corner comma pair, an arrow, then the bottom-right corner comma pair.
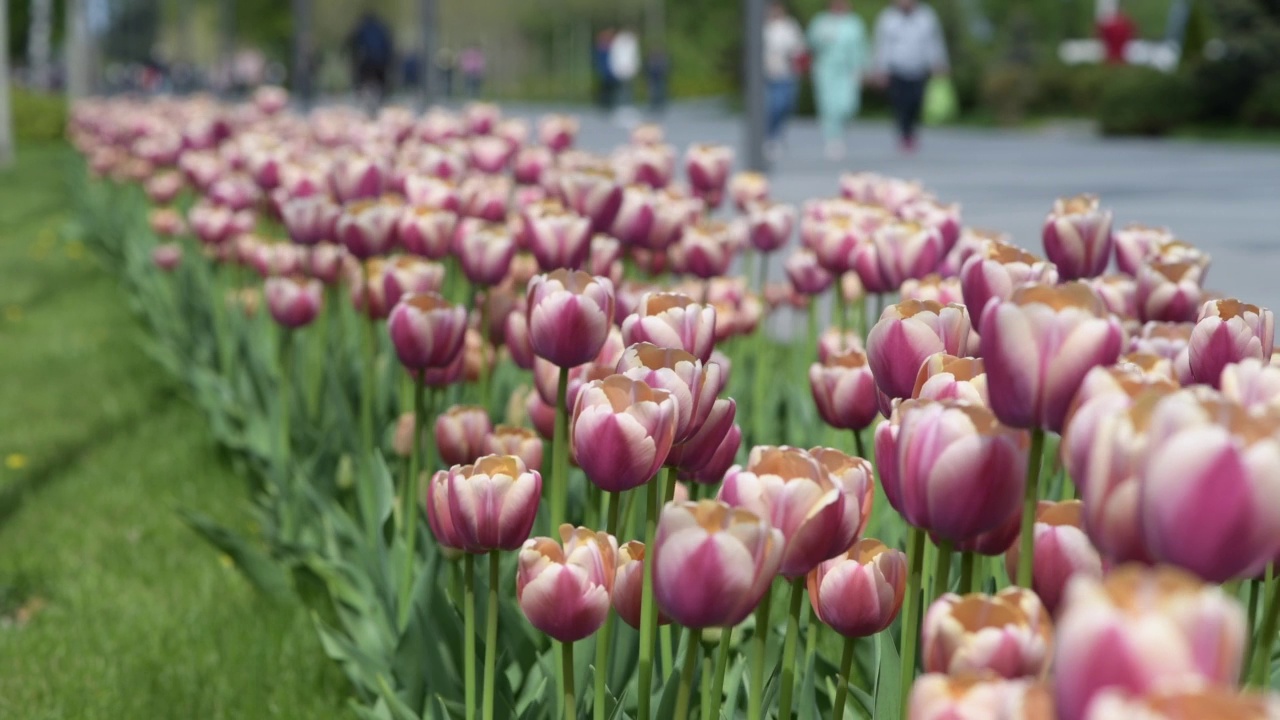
1097,6 -> 1137,64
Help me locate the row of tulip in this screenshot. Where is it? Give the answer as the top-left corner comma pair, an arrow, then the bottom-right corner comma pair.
69,86 -> 1280,720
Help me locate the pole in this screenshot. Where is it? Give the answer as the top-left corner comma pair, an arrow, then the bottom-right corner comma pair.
420,0 -> 438,109
28,0 -> 53,90
0,0 -> 14,169
743,0 -> 767,172
291,0 -> 312,107
65,0 -> 91,103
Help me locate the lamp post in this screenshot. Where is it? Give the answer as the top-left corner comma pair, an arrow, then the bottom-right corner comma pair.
744,0 -> 767,172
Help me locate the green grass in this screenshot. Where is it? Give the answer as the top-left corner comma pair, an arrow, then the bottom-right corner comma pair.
0,143 -> 348,719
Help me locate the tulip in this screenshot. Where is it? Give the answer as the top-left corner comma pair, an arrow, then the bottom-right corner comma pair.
651,500 -> 783,627
1053,565 -> 1246,720
785,249 -> 835,295
901,273 -> 965,307
667,398 -> 737,474
912,353 -> 988,406
645,190 -> 701,251
527,270 -> 616,368
719,446 -> 864,577
808,538 -> 907,637
810,349 -> 880,431
525,389 -> 557,439
877,399 -> 1027,542
684,144 -> 733,208
189,201 -> 255,246
1131,320 -> 1194,384
729,171 -> 769,212
587,234 -> 623,283
1002,501 -> 1103,616
337,198 -> 401,260
533,337 -> 624,406
1086,274 -> 1138,320
458,175 -> 511,222
523,201 -> 593,271
1221,358 -> 1280,412
517,525 -> 616,642
980,282 -> 1126,433
899,197 -> 962,251
281,195 -> 340,246
538,114 -> 578,152
670,221 -> 735,279
144,170 -> 185,204
454,222 -> 517,286
746,202 -> 796,254
818,328 -> 865,361
571,375 -> 678,493
308,243 -> 347,285
424,469 -> 465,550
483,425 -> 544,471
872,220 -> 947,288
152,243 -> 183,272
464,102 -> 501,134
1042,194 -> 1113,280
1136,260 -> 1203,323
867,300 -> 972,410
504,310 -> 535,370
617,143 -> 676,188
447,454 -> 542,553
329,154 -> 387,203
613,541 -> 670,628
403,175 -> 461,212
208,174 -> 261,211
611,185 -> 657,246
959,239 -> 1059,327
557,168 -> 622,234
149,207 -> 187,237
617,343 -> 721,442
397,205 -> 457,260
468,135 -> 515,174
434,405 -> 493,468
388,292 -> 469,370
264,275 -> 323,328
922,588 -> 1053,679
620,292 -> 717,362
1083,686 -> 1280,720
382,255 -> 445,308
1114,223 -> 1176,275
1188,298 -> 1275,387
908,674 -> 1053,720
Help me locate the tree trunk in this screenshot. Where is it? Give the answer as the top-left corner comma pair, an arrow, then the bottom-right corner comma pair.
27,0 -> 53,90
65,0 -> 92,102
1,0 -> 15,169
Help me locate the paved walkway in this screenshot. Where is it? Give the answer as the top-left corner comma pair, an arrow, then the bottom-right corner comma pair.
519,102 -> 1280,312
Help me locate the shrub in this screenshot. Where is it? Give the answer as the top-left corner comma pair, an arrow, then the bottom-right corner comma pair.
981,63 -> 1037,125
1031,62 -> 1113,116
13,90 -> 67,143
1242,75 -> 1280,127
1096,67 -> 1195,136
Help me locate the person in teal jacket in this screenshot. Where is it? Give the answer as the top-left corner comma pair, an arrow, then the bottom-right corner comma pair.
807,0 -> 868,160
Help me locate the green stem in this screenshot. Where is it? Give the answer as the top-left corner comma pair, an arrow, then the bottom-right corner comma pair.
855,294 -> 867,339
853,429 -> 866,460
707,627 -> 733,720
483,550 -> 500,720
361,268 -> 377,466
398,379 -> 428,629
957,551 -> 977,595
899,526 -> 925,713
1252,566 -> 1280,687
831,635 -> 856,720
777,577 -> 805,720
874,292 -> 885,325
637,476 -> 661,720
932,540 -> 954,604
464,554 -> 477,720
594,492 -> 621,720
835,273 -> 848,335
1244,576 -> 1263,683
700,651 -> 713,720
756,250 -> 769,295
551,365 -> 570,530
806,296 -> 818,365
748,583 -> 774,720
1016,428 -> 1046,588
278,328 -> 293,478
309,284 -> 333,421
752,332 -> 770,446
675,627 -> 702,720
561,640 -> 576,720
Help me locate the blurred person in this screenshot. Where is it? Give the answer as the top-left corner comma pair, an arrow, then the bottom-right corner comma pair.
609,27 -> 642,124
436,48 -> 457,97
460,44 -> 486,98
808,0 -> 869,160
764,2 -> 807,159
593,29 -> 618,110
645,48 -> 670,114
1097,1 -> 1137,64
348,12 -> 395,105
872,0 -> 949,153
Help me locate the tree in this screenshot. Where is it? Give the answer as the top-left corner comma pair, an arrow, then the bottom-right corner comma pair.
1,0 -> 15,169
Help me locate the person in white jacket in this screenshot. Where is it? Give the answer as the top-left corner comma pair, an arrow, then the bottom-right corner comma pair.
609,28 -> 641,122
872,0 -> 949,152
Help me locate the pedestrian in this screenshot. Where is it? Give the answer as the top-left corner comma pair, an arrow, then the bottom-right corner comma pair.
593,29 -> 618,111
807,0 -> 869,160
347,12 -> 394,107
609,27 -> 642,123
459,44 -> 486,98
645,49 -> 670,114
872,0 -> 949,153
763,2 -> 806,159
1096,1 -> 1136,65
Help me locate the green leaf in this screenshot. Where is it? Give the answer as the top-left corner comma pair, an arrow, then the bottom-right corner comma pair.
177,509 -> 293,601
873,631 -> 902,720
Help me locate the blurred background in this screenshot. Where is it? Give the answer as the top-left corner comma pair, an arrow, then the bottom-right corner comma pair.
3,0 -> 1280,145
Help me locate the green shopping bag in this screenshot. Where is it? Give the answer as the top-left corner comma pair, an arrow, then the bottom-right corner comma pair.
923,76 -> 958,125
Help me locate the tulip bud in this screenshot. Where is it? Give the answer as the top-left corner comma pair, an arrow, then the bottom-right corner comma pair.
684,144 -> 733,209
871,221 -> 947,289
458,175 -> 511,222
453,221 -> 516,286
527,270 -> 616,368
670,221 -> 736,279
912,353 -> 988,405
719,446 -> 863,577
746,202 -> 795,254
382,255 -> 445,308
483,425 -> 544,471
877,400 -> 1026,542
152,243 -> 183,272
424,469 -> 466,551
867,300 -> 972,409
666,398 -> 737,474
523,201 -> 593,272
516,525 -> 616,642
1086,274 -> 1138,320
810,349 -> 880,431
980,283 -> 1126,432
901,273 -> 965,307
645,190 -> 702,251
538,114 -> 578,152
617,343 -> 721,442
525,389 -> 557,439
922,588 -> 1053,679
1113,224 -> 1176,275
613,541 -> 669,629
785,249 -> 835,296
1136,260 -> 1203,323
308,243 -> 348,285
1003,501 -> 1103,615
388,292 -> 469,370
558,168 -> 622,235
571,375 -> 678,492
264,275 -> 323,328
652,500 -> 783,627
1188,298 -> 1275,387
337,198 -> 401,259
1053,565 -> 1246,720
397,206 -> 457,260
329,154 -> 387,203
403,175 -> 461,212
281,195 -> 340,246
468,135 -> 516,174
1043,194 -> 1113,280
434,405 -> 493,468
728,171 -> 769,212
807,538 -> 907,638
448,454 -> 542,553
959,240 -> 1059,328
620,292 -> 717,362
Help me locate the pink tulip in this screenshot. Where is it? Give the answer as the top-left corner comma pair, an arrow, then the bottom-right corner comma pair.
403,175 -> 461,212
785,249 -> 835,295
467,135 -> 516,174
308,243 -> 348,285
617,143 -> 676,188
644,190 -> 702,251
614,541 -> 670,628
483,425 -> 544,472
1114,224 -> 1176,275
1188,298 -> 1275,387
424,469 -> 465,550
670,221 -> 735,279
909,674 -> 1052,720
1043,194 -> 1113,280
454,221 -> 517,286
525,390 -> 557,439
810,445 -> 876,532
382,255 -> 445,308
867,299 -> 972,409
149,207 -> 188,238
464,102 -> 501,135
746,202 -> 796,254
458,175 -> 511,222
280,195 -> 340,246
876,399 -> 1026,542
898,197 -> 962,251
719,446 -> 864,577
152,243 -> 183,272
264,275 -> 323,328
144,170 -> 185,204
504,310 -> 535,370
652,500 -> 783,627
516,525 -> 616,642
513,146 -> 553,185
666,398 -> 737,474
912,353 -> 989,405
872,220 -> 947,288
923,588 -> 1053,679
1053,565 -> 1245,720
1083,686 -> 1280,720
1130,321 -> 1194,384
337,198 -> 401,259
527,270 -> 615,368
397,205 -> 457,260
617,343 -> 721,442
571,375 -> 678,492
538,114 -> 579,152
1087,274 -> 1138,320
388,292 -> 469,370
611,185 -> 657,246
558,168 -> 622,234
1221,358 -> 1280,412
728,171 -> 770,212
587,234 -> 623,283
329,154 -> 387,203
1003,501 -> 1103,616
810,349 -> 880,431
533,328 -> 625,404
901,273 -> 965,307
818,329 -> 865,362
620,292 -> 718,362
208,174 -> 261,211
447,454 -> 542,553
1136,260 -> 1203,323
684,144 -> 733,208
959,239 -> 1060,328
434,405 -> 493,468
807,538 -> 906,638
980,282 -> 1126,432
189,201 -> 254,246
523,201 -> 593,271
684,423 -> 743,485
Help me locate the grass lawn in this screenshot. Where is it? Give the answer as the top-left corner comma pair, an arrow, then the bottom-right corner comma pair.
0,143 -> 348,719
